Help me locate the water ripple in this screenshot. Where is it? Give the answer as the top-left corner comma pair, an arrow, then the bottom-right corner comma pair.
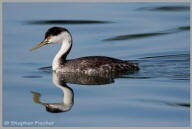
137,98 -> 190,108
26,20 -> 113,25
103,26 -> 190,41
137,6 -> 189,11
22,75 -> 43,78
135,53 -> 190,80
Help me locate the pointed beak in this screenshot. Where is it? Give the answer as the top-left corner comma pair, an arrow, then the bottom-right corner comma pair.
30,40 -> 48,51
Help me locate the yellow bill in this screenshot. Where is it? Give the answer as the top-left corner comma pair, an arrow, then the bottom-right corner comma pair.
30,40 -> 48,51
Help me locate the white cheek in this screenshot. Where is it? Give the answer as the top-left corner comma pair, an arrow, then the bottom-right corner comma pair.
49,36 -> 62,44
48,32 -> 72,44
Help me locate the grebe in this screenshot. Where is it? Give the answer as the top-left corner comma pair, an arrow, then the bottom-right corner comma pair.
31,27 -> 139,74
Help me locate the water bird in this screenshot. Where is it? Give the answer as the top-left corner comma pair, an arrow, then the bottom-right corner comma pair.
31,27 -> 139,74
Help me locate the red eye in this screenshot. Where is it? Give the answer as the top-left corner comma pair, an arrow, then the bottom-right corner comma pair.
47,36 -> 51,39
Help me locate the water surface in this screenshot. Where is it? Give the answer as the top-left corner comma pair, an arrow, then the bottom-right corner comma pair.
3,2 -> 190,127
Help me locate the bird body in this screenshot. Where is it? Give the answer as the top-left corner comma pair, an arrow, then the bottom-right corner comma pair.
31,27 -> 139,74
56,56 -> 139,74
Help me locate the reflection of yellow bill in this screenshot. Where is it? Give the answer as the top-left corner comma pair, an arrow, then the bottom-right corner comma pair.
30,40 -> 48,51
31,91 -> 48,107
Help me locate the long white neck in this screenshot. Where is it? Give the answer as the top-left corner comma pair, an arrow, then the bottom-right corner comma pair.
52,32 -> 72,71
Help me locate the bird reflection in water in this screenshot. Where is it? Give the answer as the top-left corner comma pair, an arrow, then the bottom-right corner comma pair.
31,71 -> 120,113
